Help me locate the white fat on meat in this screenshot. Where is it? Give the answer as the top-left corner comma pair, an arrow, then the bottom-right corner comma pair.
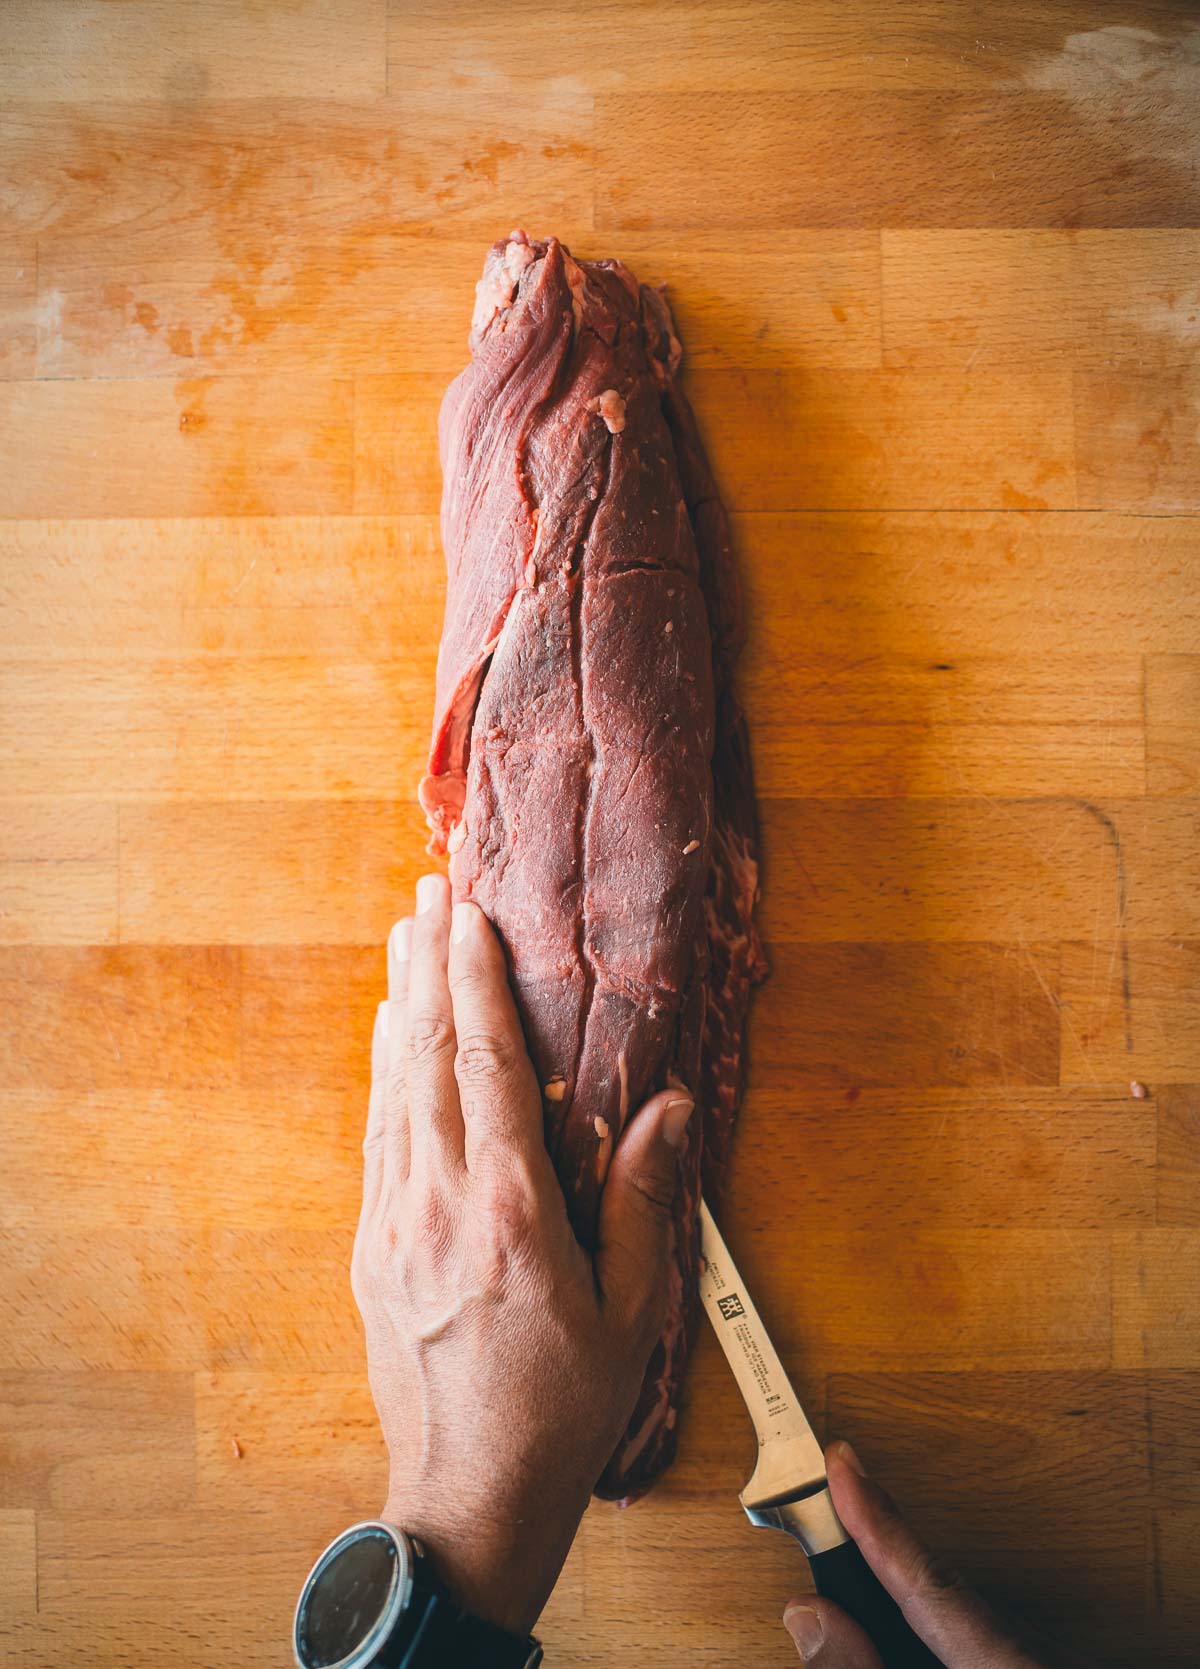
470,237 -> 538,341
505,237 -> 535,282
588,388 -> 627,434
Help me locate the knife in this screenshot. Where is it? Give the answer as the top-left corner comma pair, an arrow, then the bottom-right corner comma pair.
698,1199 -> 941,1668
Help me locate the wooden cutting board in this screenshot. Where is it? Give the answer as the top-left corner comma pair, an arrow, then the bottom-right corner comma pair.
1,3 -> 1198,1664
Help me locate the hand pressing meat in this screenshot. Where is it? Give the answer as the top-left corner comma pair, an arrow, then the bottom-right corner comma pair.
420,230 -> 767,1497
352,876 -> 695,1634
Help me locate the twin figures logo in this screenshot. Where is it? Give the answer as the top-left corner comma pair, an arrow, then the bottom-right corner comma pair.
717,1292 -> 746,1322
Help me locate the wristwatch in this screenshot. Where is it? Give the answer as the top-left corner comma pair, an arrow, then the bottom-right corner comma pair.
293,1520 -> 543,1668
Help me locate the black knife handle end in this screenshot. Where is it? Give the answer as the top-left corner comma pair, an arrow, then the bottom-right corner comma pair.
809,1537 -> 943,1667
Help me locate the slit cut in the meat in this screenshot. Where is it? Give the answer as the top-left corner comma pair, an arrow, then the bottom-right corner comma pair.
567,415 -> 618,1193
422,229 -> 765,1500
419,596 -> 518,853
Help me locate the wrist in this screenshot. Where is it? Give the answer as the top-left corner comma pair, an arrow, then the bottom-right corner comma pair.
383,1483 -> 585,1637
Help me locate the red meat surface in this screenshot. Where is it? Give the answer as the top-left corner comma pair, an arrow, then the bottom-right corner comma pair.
420,231 -> 766,1498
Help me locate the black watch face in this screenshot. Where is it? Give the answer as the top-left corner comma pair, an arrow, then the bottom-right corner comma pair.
296,1525 -> 401,1669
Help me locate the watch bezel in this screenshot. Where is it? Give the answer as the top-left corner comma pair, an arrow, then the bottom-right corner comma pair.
293,1519 -> 414,1669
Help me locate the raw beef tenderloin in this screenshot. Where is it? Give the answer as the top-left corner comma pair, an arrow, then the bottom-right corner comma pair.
420,231 -> 765,1499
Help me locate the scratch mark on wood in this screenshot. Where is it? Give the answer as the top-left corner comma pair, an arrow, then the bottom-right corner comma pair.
1075,800 -> 1134,1054
228,555 -> 259,599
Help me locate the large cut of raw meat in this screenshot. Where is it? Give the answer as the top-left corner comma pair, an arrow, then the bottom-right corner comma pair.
420,230 -> 766,1499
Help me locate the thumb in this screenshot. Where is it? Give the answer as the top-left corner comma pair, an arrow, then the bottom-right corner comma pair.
783,1599 -> 884,1667
595,1089 -> 695,1326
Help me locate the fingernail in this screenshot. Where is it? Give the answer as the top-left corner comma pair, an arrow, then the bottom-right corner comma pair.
451,901 -> 474,944
783,1604 -> 824,1658
389,918 -> 412,972
372,1000 -> 389,1074
835,1439 -> 867,1476
661,1094 -> 695,1149
416,874 -> 442,915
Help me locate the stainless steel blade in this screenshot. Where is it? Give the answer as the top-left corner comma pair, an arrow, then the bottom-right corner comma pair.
698,1198 -> 846,1556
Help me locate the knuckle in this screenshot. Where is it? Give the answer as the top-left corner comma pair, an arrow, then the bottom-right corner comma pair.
453,1031 -> 521,1091
405,1011 -> 456,1066
628,1160 -> 676,1219
352,1186 -> 467,1316
410,1187 -> 457,1259
912,1547 -> 967,1603
477,1172 -> 538,1248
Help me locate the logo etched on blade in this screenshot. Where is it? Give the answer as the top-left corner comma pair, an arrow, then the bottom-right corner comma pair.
717,1293 -> 746,1321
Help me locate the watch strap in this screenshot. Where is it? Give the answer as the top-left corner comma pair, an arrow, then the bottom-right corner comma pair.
403,1591 -> 541,1667
396,1553 -> 541,1669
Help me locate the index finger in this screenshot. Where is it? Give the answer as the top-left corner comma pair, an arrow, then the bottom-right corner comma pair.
405,872 -> 465,1178
382,915 -> 412,1190
826,1443 -> 1044,1668
447,900 -> 550,1178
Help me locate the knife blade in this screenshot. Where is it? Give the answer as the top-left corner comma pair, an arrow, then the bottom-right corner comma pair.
698,1199 -> 941,1668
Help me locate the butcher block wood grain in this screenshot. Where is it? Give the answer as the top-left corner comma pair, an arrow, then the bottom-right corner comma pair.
0,3 -> 1197,1665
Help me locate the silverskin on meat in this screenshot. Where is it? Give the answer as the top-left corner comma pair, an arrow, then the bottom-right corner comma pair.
420,230 -> 766,1499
